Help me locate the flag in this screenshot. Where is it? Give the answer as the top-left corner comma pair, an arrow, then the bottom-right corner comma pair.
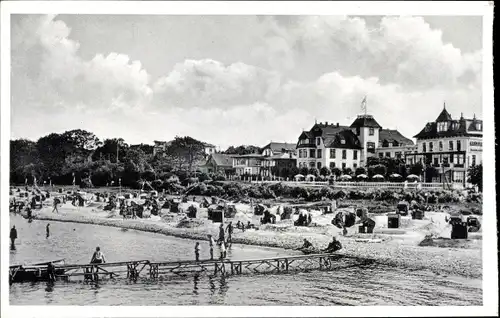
361,96 -> 367,113
72,173 -> 76,186
25,177 -> 27,185
33,176 -> 37,185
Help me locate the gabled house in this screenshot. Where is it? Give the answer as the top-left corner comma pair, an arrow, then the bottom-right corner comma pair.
200,153 -> 234,175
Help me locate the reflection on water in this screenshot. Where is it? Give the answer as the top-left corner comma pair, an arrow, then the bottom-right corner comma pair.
9,214 -> 482,306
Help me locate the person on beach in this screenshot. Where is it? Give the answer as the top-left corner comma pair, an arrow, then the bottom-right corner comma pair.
218,224 -> 225,244
90,247 -> 106,264
52,197 -> 60,213
195,242 -> 200,262
322,236 -> 342,254
47,262 -> 56,282
220,241 -> 227,260
10,226 -> 18,249
46,224 -> 50,238
208,235 -> 215,260
226,222 -> 234,244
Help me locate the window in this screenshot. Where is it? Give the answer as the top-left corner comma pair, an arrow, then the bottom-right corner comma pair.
369,128 -> 374,136
429,142 -> 434,152
353,163 -> 357,168
443,156 -> 449,164
317,149 -> 322,158
382,140 -> 389,147
437,122 -> 448,132
472,155 -> 476,166
309,149 -> 315,158
330,149 -> 336,159
450,154 -> 454,164
385,152 -> 391,158
423,142 -> 427,153
353,150 -> 358,160
434,158 -> 439,166
329,162 -> 336,169
393,140 -> 399,147
356,127 -> 360,136
395,152 -> 402,159
408,158 -> 413,165
476,123 -> 482,130
342,150 -> 347,159
449,141 -> 454,151
316,138 -> 321,146
439,141 -> 443,151
367,142 -> 375,153
378,153 -> 383,158
342,163 -> 346,169
317,162 -> 322,169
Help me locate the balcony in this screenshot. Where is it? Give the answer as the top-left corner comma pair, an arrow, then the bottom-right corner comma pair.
443,163 -> 450,167
432,164 -> 440,167
454,164 -> 464,168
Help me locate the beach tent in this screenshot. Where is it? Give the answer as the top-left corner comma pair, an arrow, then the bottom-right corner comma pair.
305,174 -> 316,181
339,175 -> 352,181
372,174 -> 385,180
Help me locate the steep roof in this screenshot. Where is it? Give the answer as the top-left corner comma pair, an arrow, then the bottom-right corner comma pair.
379,129 -> 414,146
208,153 -> 233,167
414,117 -> 483,139
262,142 -> 296,153
324,129 -> 363,149
349,115 -> 382,129
435,107 -> 453,122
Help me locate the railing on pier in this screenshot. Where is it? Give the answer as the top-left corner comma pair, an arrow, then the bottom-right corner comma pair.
10,254 -> 375,284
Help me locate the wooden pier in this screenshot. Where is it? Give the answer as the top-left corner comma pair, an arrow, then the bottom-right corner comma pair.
10,253 -> 375,284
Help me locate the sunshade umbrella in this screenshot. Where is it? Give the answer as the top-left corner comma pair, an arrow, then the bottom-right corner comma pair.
294,174 -> 304,179
407,174 -> 421,180
372,174 -> 385,179
305,174 -> 316,180
356,174 -> 368,179
339,175 -> 352,180
390,173 -> 401,178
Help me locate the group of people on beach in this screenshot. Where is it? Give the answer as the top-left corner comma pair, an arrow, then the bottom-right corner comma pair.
193,222 -> 236,262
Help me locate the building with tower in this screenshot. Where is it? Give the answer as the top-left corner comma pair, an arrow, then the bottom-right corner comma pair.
405,105 -> 482,185
295,100 -> 415,172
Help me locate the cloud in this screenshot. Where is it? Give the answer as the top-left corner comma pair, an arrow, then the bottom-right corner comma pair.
10,15 -> 483,149
11,15 -> 152,116
252,16 -> 482,89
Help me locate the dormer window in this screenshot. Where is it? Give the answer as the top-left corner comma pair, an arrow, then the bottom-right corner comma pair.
393,140 -> 399,147
382,140 -> 389,147
316,137 -> 321,146
437,122 -> 448,132
476,123 -> 482,130
341,139 -> 346,145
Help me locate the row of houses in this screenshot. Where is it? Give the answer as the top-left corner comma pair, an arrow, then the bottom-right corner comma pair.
176,105 -> 484,186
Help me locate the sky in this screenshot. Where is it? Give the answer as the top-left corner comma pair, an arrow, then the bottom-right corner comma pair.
10,15 -> 483,150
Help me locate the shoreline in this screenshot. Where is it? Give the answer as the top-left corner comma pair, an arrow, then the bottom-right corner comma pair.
29,209 -> 482,279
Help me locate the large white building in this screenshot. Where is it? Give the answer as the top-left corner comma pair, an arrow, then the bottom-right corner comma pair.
296,114 -> 414,171
405,106 -> 482,184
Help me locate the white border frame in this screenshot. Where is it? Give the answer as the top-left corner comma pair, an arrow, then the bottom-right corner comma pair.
1,2 -> 496,317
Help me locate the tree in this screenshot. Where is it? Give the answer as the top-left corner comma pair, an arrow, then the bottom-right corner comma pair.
331,167 -> 342,177
369,164 -> 387,177
308,167 -> 319,177
342,167 -> 353,176
319,166 -> 331,176
409,162 -> 424,176
467,164 -> 482,192
355,167 -> 367,176
425,166 -> 439,182
289,166 -> 300,179
366,157 -> 381,167
224,145 -> 261,155
165,136 -> 206,171
299,167 -> 309,176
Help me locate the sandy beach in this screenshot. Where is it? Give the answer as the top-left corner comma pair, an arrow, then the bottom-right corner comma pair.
18,193 -> 482,280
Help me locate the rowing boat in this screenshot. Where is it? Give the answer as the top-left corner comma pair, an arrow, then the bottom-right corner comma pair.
9,259 -> 66,283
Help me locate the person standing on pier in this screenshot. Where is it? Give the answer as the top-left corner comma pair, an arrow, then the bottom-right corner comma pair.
208,234 -> 215,260
194,242 -> 200,262
10,226 -> 18,249
218,223 -> 225,244
46,224 -> 50,238
226,222 -> 234,245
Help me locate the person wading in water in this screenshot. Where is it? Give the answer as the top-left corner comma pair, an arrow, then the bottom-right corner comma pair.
208,234 -> 215,260
52,197 -> 60,213
46,224 -> 50,238
218,223 -> 225,244
226,221 -> 234,245
10,226 -> 18,250
90,247 -> 106,281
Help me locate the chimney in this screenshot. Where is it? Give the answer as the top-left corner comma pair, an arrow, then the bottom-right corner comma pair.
336,123 -> 339,127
